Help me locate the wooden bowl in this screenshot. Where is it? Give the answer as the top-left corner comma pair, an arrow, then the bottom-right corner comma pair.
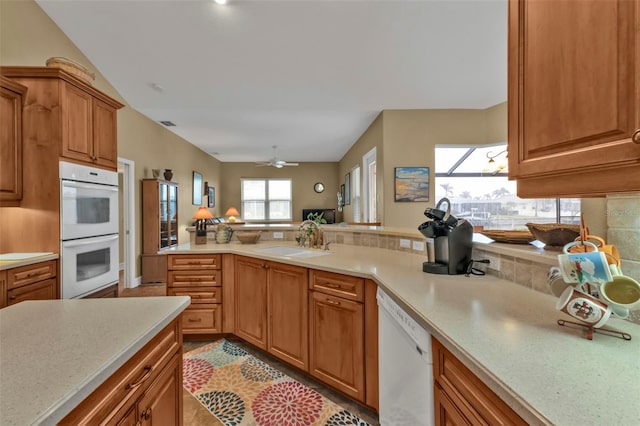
525,223 -> 581,247
479,230 -> 535,244
236,231 -> 262,244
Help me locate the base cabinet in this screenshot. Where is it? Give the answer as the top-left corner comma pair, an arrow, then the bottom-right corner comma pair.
167,254 -> 222,334
234,256 -> 308,370
309,270 -> 365,403
61,319 -> 183,425
2,260 -> 58,307
432,338 -> 526,425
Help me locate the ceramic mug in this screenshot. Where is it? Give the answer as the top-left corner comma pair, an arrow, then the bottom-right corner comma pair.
568,235 -> 621,266
599,265 -> 640,310
558,242 -> 613,285
556,287 -> 612,328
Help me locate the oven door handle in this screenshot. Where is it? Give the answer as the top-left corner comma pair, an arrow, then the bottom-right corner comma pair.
62,180 -> 118,192
63,235 -> 118,248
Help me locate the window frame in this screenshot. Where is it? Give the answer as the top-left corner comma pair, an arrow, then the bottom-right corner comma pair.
240,178 -> 292,222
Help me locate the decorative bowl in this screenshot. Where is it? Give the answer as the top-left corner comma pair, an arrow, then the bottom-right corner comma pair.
525,223 -> 581,247
46,57 -> 95,84
236,231 -> 262,244
479,230 -> 535,244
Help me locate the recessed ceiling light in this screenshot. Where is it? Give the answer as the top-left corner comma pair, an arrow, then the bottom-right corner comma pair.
214,0 -> 227,5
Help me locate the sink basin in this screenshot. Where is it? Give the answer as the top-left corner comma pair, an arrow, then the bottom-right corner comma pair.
254,246 -> 331,258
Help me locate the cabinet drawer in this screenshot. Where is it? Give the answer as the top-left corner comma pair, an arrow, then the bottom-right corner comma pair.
168,254 -> 221,270
168,269 -> 221,287
168,286 -> 221,304
310,269 -> 364,302
7,260 -> 56,290
183,304 -> 222,333
60,320 -> 181,425
432,338 -> 527,426
7,278 -> 56,305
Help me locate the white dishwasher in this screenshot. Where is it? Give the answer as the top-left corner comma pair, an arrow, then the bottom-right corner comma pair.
377,287 -> 434,426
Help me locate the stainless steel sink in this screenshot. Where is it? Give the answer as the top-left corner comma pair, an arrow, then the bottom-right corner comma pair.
254,246 -> 331,258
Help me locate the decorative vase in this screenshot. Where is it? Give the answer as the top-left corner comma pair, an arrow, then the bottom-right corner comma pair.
152,169 -> 160,179
164,169 -> 173,181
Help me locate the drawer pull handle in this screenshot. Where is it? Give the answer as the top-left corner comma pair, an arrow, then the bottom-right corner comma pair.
326,299 -> 341,306
126,365 -> 153,389
141,408 -> 151,421
188,318 -> 203,322
325,283 -> 341,289
633,129 -> 640,144
9,295 -> 16,300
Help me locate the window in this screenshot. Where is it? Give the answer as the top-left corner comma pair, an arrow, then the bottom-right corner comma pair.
241,178 -> 292,221
363,147 -> 377,222
435,144 -> 580,230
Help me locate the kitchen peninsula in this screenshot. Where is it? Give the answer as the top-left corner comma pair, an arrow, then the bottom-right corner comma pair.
167,240 -> 639,425
0,296 -> 190,425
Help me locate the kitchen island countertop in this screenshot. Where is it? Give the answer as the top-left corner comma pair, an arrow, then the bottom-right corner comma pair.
166,241 -> 640,425
0,296 -> 190,425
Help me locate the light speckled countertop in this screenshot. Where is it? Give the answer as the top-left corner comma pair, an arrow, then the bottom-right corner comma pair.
0,296 -> 190,425
167,241 -> 640,425
0,253 -> 59,270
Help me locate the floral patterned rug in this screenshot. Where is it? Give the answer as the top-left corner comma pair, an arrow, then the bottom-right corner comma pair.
183,339 -> 371,426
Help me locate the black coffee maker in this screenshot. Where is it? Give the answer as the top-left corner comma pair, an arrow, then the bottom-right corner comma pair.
418,198 -> 473,275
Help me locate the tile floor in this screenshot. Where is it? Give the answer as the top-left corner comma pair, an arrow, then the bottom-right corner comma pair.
119,276 -> 379,425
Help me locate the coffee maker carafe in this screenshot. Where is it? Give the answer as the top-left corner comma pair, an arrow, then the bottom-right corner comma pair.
418,198 -> 473,275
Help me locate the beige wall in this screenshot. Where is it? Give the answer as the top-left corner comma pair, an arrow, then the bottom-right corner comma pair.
220,163 -> 339,222
1,0 -> 222,277
338,113 -> 384,223
382,108 -> 501,227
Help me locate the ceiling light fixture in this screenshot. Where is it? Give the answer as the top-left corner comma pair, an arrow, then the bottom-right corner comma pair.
214,0 -> 227,5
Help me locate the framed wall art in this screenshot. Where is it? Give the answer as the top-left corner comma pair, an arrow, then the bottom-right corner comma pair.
208,186 -> 215,208
193,171 -> 203,205
394,167 -> 429,202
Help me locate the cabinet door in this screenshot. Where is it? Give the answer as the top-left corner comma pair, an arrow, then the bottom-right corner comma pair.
116,406 -> 138,426
267,262 -> 308,371
0,78 -> 26,202
93,98 -> 118,169
0,270 -> 6,308
61,82 -> 94,163
508,0 -> 640,197
138,353 -> 182,426
309,291 -> 364,401
434,383 -> 471,426
235,256 -> 268,349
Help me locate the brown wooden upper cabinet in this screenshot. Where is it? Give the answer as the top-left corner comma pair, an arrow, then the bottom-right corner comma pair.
508,0 -> 640,197
0,76 -> 27,203
0,66 -> 124,171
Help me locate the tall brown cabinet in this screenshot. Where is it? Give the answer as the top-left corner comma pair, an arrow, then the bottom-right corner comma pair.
0,76 -> 27,204
142,179 -> 179,283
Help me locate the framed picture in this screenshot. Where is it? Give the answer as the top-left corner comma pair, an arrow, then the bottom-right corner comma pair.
193,171 -> 202,205
394,167 -> 429,202
340,184 -> 345,207
208,186 -> 215,208
344,172 -> 351,205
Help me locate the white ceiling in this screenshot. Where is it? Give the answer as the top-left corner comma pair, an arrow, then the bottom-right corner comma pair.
36,0 -> 507,163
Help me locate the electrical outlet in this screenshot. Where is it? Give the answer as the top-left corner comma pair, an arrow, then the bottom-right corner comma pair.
399,239 -> 411,248
412,241 -> 425,251
273,232 -> 284,239
485,255 -> 501,271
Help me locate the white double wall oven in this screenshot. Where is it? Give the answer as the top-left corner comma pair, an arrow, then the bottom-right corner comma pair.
60,161 -> 119,299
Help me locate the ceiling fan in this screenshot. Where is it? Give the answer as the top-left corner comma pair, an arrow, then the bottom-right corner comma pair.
255,145 -> 299,168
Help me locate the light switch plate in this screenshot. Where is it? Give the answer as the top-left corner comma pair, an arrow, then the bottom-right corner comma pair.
273,232 -> 284,239
399,239 -> 411,248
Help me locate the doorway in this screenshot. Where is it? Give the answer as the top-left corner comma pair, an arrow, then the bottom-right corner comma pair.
118,158 -> 137,289
363,147 -> 377,223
